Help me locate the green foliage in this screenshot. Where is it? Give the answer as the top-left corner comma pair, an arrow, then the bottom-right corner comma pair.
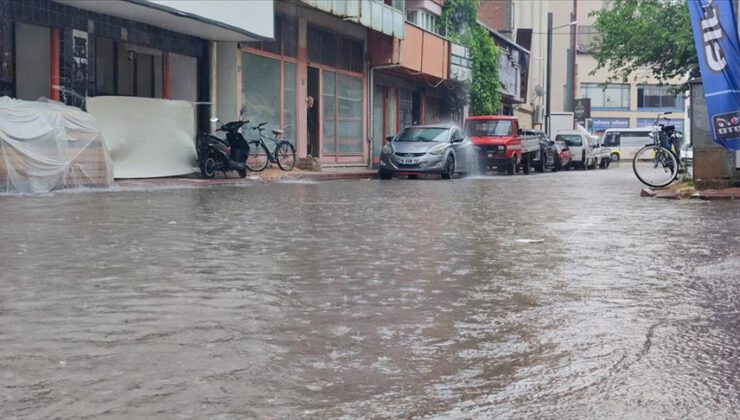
440,0 -> 501,116
439,0 -> 479,37
469,25 -> 502,115
590,0 -> 697,85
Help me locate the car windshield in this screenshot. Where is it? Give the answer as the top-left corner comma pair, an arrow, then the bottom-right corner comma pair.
556,134 -> 582,147
394,127 -> 449,142
465,120 -> 513,136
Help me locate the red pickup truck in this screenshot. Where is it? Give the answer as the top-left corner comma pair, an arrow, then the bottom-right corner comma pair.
464,115 -> 540,175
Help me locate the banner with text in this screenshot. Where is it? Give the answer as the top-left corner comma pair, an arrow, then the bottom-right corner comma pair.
688,0 -> 740,151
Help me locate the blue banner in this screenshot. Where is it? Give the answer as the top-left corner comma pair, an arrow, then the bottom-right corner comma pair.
688,0 -> 740,151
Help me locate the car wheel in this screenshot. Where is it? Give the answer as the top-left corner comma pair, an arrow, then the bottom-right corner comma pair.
611,152 -> 619,162
553,158 -> 561,172
379,170 -> 393,180
441,155 -> 455,179
507,157 -> 516,175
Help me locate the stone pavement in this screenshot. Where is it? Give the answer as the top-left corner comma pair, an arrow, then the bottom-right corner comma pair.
641,185 -> 740,200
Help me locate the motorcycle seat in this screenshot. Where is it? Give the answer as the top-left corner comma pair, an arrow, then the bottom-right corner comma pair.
271,128 -> 284,136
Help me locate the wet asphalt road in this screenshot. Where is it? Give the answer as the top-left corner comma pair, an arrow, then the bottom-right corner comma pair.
0,163 -> 739,419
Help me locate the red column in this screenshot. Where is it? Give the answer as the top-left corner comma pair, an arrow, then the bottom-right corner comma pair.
50,28 -> 60,101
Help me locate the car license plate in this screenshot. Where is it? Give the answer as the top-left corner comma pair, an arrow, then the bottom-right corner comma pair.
401,158 -> 418,164
487,153 -> 494,157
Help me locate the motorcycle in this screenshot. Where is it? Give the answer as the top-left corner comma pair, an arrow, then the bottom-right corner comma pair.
196,112 -> 250,179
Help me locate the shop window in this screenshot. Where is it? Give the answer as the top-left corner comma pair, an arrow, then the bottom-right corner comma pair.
283,61 -> 296,143
243,53 -> 281,138
637,85 -> 684,111
337,74 -> 363,153
580,83 -> 630,110
322,71 -> 336,154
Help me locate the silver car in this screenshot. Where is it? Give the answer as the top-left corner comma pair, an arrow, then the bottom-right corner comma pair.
378,124 -> 479,180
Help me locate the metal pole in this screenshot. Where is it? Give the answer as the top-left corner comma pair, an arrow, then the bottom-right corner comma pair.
546,12 -> 553,135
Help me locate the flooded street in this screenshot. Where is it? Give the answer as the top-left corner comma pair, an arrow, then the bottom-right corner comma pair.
1,164 -> 738,418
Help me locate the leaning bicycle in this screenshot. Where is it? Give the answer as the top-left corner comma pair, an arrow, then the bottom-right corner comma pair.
632,112 -> 682,188
245,122 -> 297,172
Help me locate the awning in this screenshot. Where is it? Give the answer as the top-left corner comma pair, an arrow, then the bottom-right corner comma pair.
54,0 -> 274,42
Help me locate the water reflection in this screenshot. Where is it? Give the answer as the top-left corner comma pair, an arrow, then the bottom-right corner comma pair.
0,166 -> 738,418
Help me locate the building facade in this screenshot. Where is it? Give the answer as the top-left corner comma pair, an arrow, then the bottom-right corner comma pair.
0,0 -> 274,130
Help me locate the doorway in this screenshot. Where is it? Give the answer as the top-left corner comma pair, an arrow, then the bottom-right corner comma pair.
307,66 -> 320,157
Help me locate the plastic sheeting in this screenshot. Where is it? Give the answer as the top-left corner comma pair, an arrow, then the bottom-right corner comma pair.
0,97 -> 113,193
87,96 -> 197,179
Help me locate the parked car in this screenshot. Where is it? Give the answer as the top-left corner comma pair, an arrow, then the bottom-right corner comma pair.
524,130 -> 556,172
465,116 -> 540,175
555,130 -> 597,169
378,124 -> 479,180
553,140 -> 573,171
592,135 -> 612,169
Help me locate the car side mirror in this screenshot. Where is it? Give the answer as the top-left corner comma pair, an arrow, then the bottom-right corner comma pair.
451,136 -> 464,143
385,135 -> 394,143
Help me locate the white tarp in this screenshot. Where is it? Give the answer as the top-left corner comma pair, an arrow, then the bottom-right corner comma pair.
0,97 -> 113,193
87,96 -> 197,178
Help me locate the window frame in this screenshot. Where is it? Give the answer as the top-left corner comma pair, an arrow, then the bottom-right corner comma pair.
637,84 -> 684,112
580,83 -> 630,111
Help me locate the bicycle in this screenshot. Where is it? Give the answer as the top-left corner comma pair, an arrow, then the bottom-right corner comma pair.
632,112 -> 682,188
245,122 -> 297,172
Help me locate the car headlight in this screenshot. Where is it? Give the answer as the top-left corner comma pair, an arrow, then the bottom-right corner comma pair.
381,144 -> 393,155
498,145 -> 505,151
428,144 -> 446,155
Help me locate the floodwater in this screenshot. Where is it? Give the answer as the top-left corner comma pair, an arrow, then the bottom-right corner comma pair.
1,164 -> 738,418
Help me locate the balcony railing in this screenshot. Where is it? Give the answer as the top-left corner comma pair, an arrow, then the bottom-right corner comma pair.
299,0 -> 404,39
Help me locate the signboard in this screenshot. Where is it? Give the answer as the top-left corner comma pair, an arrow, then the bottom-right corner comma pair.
688,0 -> 740,151
636,118 -> 684,131
591,118 -> 629,132
574,98 -> 591,125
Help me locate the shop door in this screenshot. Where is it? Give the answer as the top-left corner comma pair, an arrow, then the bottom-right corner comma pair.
307,66 -> 320,157
399,89 -> 413,129
14,23 -> 50,100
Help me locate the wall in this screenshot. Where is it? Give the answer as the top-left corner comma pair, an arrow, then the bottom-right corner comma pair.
690,80 -> 740,185
478,1 -> 512,37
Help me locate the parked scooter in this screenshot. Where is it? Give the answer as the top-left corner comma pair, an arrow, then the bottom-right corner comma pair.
196,111 -> 250,179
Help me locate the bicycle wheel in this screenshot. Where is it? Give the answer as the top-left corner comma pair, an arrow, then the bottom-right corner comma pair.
632,145 -> 678,188
275,141 -> 296,171
246,140 -> 270,172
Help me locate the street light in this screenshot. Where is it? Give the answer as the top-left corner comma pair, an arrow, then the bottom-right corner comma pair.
545,14 -> 577,135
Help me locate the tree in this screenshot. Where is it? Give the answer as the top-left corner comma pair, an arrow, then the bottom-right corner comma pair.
589,0 -> 698,85
440,0 -> 502,115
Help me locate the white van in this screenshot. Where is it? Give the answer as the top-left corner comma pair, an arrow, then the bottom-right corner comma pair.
601,128 -> 653,161
554,130 -> 598,169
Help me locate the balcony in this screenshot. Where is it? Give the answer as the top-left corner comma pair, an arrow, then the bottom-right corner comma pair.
370,22 -> 452,82
299,0 -> 405,39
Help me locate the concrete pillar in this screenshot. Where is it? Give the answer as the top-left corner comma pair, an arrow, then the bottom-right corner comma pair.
296,17 -> 308,158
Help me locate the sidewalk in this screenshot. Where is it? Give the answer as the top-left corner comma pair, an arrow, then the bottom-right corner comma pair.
114,167 -> 377,189
641,185 -> 740,200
